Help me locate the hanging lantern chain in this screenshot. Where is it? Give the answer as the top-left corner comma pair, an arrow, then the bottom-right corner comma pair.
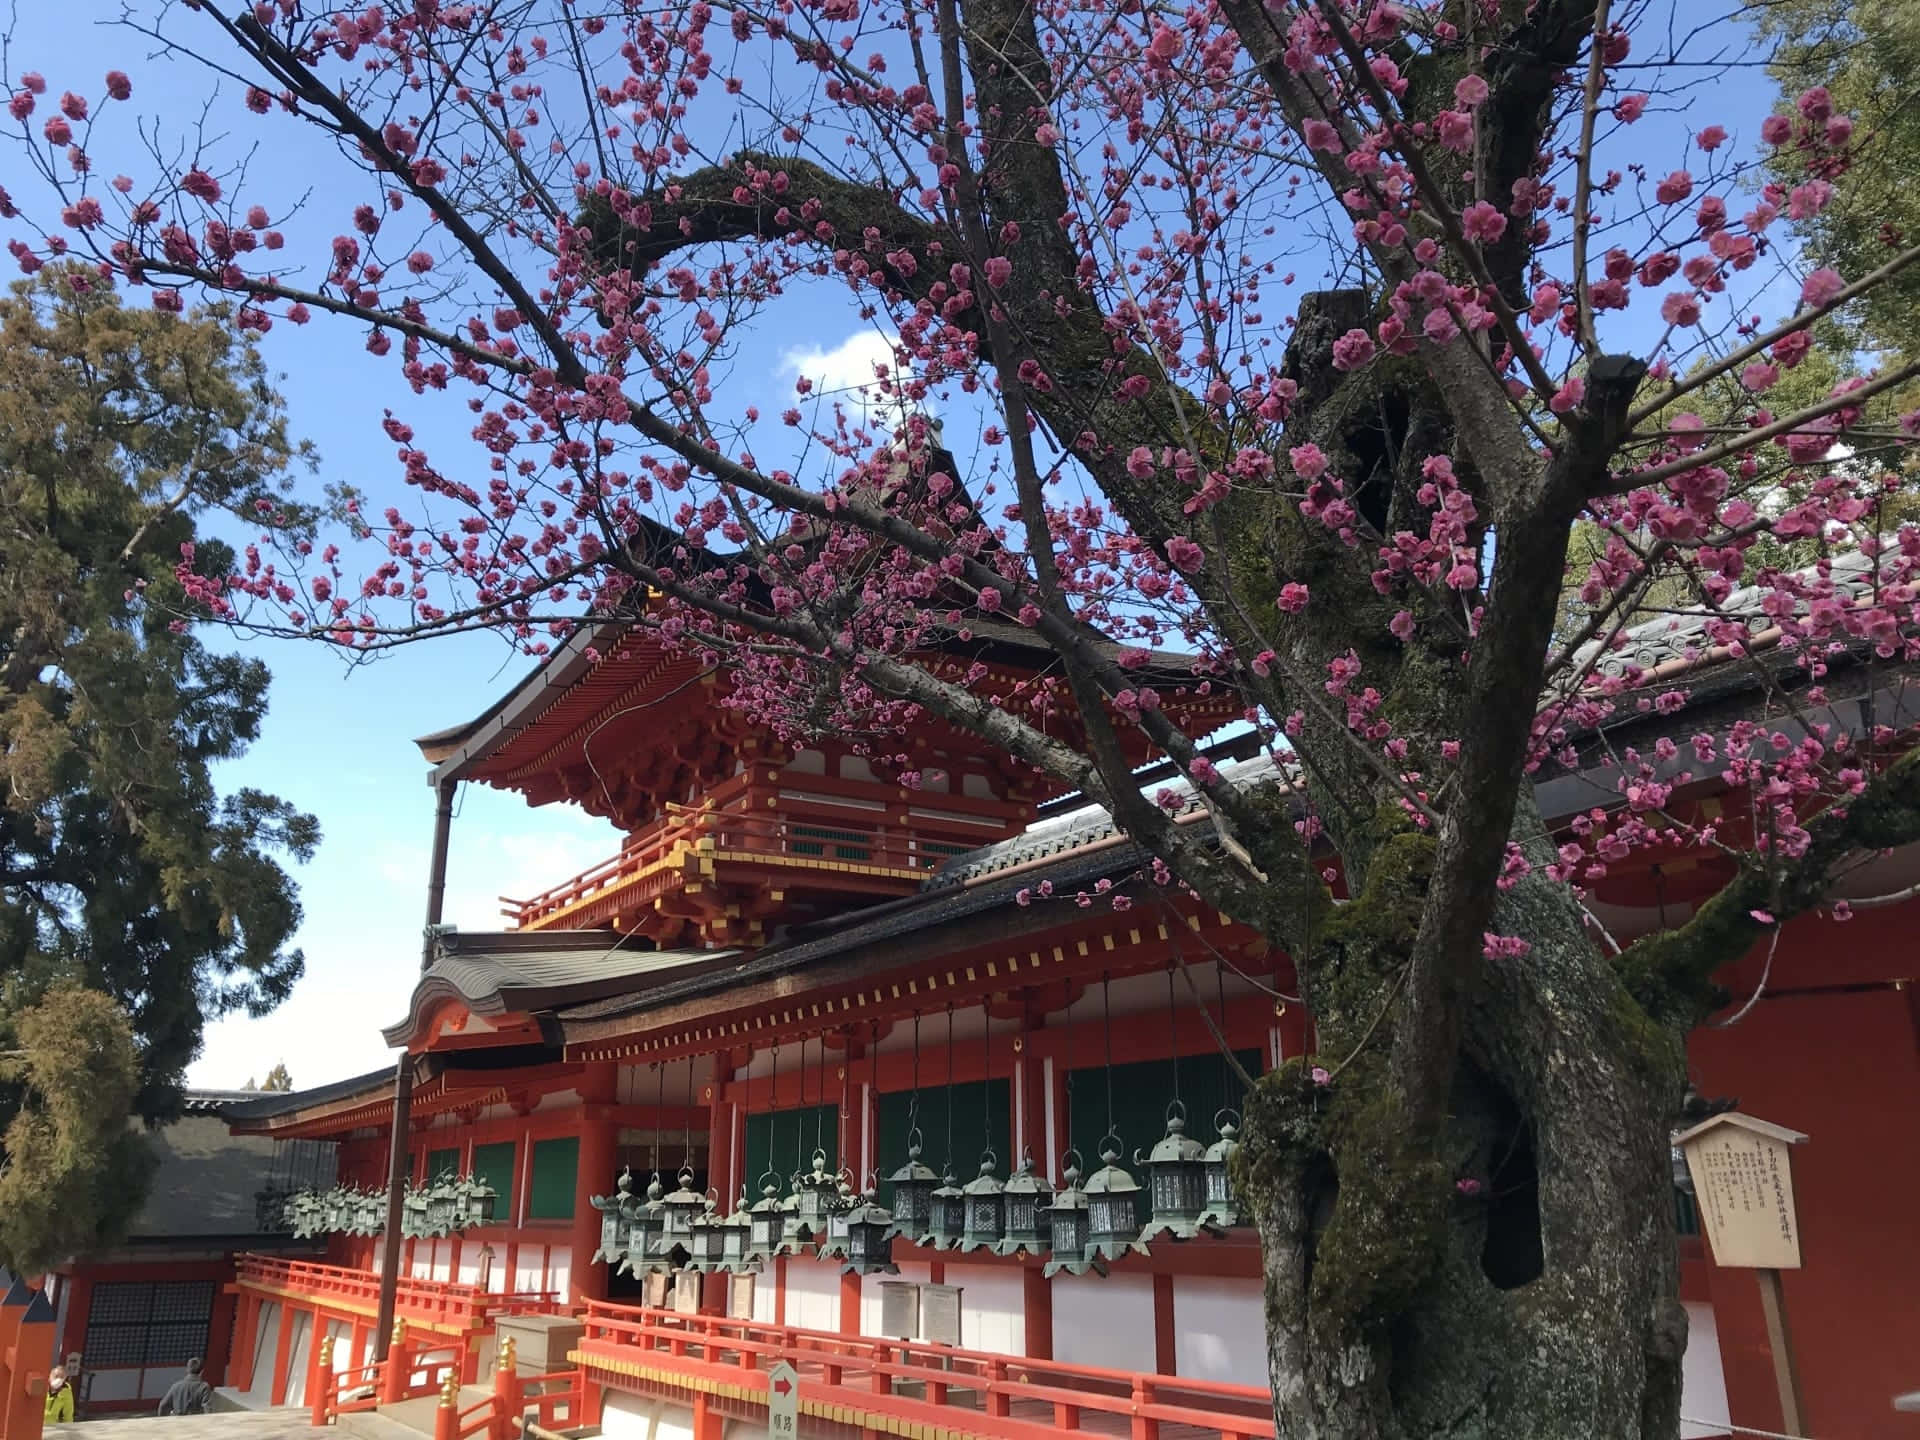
908,1012 -> 921,1139
981,1001 -> 992,1159
1167,961 -> 1181,1110
944,1005 -> 956,1172
652,1062 -> 664,1179
1102,972 -> 1116,1148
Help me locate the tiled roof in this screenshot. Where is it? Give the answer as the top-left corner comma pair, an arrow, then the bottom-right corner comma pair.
380,929 -> 739,1046
929,750 -> 1295,886
1568,551 -> 1877,684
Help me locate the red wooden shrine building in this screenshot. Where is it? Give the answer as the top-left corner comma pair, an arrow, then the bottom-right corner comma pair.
196,577 -> 1919,1440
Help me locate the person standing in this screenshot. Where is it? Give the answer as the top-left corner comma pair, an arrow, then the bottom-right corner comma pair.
63,1354 -> 88,1420
43,1367 -> 74,1425
156,1358 -> 213,1416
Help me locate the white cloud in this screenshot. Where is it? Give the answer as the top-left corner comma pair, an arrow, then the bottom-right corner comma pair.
779,330 -> 919,429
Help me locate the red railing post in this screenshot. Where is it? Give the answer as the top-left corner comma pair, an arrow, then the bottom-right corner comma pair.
310,1336 -> 335,1427
490,1337 -> 519,1440
433,1373 -> 459,1440
985,1359 -> 1008,1419
1130,1376 -> 1159,1440
871,1343 -> 891,1396
381,1320 -> 410,1404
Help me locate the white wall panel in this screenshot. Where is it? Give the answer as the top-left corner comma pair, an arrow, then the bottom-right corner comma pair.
783,1257 -> 839,1333
1680,1302 -> 1732,1440
1172,1277 -> 1264,1384
954,1267 -> 1024,1357
1052,1272 -> 1153,1374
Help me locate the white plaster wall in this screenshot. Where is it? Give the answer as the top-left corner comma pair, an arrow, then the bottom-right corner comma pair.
1680,1302 -> 1732,1440
954,1266 -> 1024,1357
431,1242 -> 453,1283
783,1257 -> 840,1333
244,1302 -> 281,1403
324,1318 -> 354,1372
1173,1276 -> 1264,1385
547,1253 -> 571,1299
457,1251 -> 483,1286
86,1370 -> 141,1403
140,1368 -> 178,1401
282,1311 -> 313,1406
1052,1272 -> 1153,1374
515,1248 -> 547,1292
601,1390 -> 701,1440
752,1268 -> 778,1325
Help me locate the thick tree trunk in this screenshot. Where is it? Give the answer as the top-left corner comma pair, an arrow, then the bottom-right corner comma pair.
1242,839 -> 1689,1440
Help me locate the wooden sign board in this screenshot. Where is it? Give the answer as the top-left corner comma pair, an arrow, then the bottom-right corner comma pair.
1676,1113 -> 1808,1270
920,1283 -> 962,1346
878,1281 -> 919,1340
672,1270 -> 703,1314
766,1360 -> 799,1440
727,1272 -> 756,1321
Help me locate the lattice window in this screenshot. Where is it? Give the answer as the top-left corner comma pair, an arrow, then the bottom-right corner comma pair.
789,826 -> 871,861
83,1282 -> 214,1371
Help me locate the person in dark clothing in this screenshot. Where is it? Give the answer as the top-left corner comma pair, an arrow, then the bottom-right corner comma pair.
156,1358 -> 213,1416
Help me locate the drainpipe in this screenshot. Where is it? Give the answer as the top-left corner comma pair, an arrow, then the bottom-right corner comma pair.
375,778 -> 456,1360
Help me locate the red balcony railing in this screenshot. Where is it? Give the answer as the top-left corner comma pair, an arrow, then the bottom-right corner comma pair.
233,1254 -> 558,1338
502,784 -> 1009,931
576,1301 -> 1275,1440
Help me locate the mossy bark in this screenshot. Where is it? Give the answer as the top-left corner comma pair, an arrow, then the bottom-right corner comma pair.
1237,820 -> 1688,1440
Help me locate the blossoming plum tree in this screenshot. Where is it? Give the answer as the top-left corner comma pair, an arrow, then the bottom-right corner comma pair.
6,0 -> 1920,1433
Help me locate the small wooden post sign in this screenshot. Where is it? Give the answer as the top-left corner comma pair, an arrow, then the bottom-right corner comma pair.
1675,1112 -> 1810,1435
1675,1112 -> 1806,1269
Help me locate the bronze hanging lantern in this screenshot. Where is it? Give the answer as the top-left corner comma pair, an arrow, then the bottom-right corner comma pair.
1199,1110 -> 1242,1230
1042,1152 -> 1105,1277
885,1131 -> 939,1241
1137,1101 -> 1214,1242
841,1189 -> 899,1276
922,1166 -> 966,1249
592,1169 -> 636,1264
817,1170 -> 859,1260
745,1176 -> 787,1265
401,1184 -> 429,1239
788,1149 -> 836,1241
1085,1139 -> 1147,1264
456,1175 -> 496,1231
624,1173 -> 670,1275
719,1190 -> 758,1273
655,1166 -> 709,1257
687,1191 -> 730,1272
958,1152 -> 1006,1253
996,1152 -> 1054,1256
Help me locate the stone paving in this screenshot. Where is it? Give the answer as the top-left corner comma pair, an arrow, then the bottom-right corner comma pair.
46,1408 -> 324,1440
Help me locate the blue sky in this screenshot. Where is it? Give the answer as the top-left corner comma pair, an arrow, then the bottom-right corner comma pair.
0,0 -> 1791,1090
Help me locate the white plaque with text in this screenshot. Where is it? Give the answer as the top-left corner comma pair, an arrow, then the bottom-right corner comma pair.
1677,1113 -> 1807,1270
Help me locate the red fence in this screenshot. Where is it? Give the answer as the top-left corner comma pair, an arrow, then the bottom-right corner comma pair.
234,1254 -> 556,1337
577,1300 -> 1274,1440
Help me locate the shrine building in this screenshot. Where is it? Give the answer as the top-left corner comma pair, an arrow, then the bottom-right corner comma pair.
192,562 -> 1919,1440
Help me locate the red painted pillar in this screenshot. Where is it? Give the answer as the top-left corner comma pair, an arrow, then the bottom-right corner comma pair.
5,1289 -> 56,1440
839,1271 -> 862,1336
773,1257 -> 788,1327
56,1272 -> 92,1382
0,1275 -> 33,1437
267,1304 -> 297,1406
705,1068 -> 734,1205
1151,1274 -> 1175,1376
1022,1268 -> 1052,1361
204,1271 -> 239,1387
228,1291 -> 256,1395
568,1063 -> 619,1306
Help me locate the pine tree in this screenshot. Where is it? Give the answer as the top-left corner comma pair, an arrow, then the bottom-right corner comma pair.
0,267 -> 319,1270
